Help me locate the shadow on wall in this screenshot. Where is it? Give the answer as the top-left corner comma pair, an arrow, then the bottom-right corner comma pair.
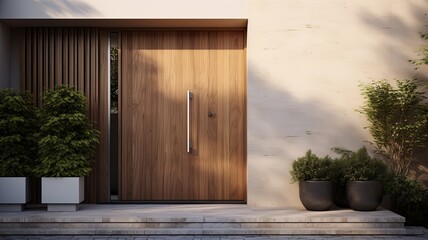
247,60 -> 368,208
358,2 -> 428,187
0,0 -> 101,18
358,1 -> 428,83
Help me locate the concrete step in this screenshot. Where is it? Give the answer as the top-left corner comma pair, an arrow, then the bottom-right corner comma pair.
0,227 -> 415,235
0,222 -> 405,229
0,205 -> 419,236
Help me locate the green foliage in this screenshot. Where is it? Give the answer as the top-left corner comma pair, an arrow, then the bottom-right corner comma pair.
0,89 -> 38,177
111,47 -> 118,113
359,79 -> 428,176
332,147 -> 388,181
290,150 -> 334,182
34,86 -> 99,177
383,175 -> 428,227
408,33 -> 428,69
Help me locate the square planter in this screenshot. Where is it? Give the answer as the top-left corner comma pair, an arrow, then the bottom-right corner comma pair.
0,177 -> 30,211
42,177 -> 84,211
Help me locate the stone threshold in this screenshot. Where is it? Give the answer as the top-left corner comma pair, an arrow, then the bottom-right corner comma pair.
0,204 -> 423,236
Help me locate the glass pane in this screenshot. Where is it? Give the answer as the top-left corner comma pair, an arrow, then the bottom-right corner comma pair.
110,32 -> 119,201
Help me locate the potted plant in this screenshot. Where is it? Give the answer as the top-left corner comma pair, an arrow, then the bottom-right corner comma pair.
0,89 -> 37,211
336,147 -> 388,211
34,86 -> 99,211
290,150 -> 334,211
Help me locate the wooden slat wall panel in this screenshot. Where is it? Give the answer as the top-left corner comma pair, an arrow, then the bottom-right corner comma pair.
20,27 -> 107,204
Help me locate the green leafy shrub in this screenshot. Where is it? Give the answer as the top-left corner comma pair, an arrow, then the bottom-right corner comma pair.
330,157 -> 347,186
383,175 -> 428,227
409,33 -> 428,69
359,79 -> 428,176
34,86 -> 99,177
290,150 -> 334,182
332,147 -> 388,181
0,89 -> 38,177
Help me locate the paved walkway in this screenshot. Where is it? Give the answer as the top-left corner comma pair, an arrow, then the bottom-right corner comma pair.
0,235 -> 428,240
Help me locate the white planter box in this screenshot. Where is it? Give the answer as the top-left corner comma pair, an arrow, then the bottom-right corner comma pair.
0,177 -> 30,211
42,177 -> 84,211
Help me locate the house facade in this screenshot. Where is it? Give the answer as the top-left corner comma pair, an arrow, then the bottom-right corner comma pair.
0,0 -> 427,208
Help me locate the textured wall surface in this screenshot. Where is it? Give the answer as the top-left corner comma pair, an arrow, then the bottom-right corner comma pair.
0,0 -> 427,207
246,0 -> 428,207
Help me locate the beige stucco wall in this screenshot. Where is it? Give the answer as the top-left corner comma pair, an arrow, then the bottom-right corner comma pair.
1,0 -> 427,207
247,0 -> 428,208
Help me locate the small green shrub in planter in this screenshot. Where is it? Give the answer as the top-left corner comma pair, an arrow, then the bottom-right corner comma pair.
334,147 -> 388,211
0,89 -> 38,177
0,89 -> 37,211
290,150 -> 334,182
35,86 -> 99,211
34,86 -> 99,177
290,150 -> 334,211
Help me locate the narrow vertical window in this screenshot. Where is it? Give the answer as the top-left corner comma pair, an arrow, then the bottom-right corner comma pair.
109,32 -> 119,201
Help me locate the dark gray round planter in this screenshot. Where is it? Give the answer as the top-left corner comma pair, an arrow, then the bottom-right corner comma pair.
299,181 -> 334,211
346,181 -> 383,211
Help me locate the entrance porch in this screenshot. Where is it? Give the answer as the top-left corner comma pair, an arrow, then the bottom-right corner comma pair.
0,204 -> 424,236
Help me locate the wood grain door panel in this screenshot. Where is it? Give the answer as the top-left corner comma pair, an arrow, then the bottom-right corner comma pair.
120,31 -> 246,201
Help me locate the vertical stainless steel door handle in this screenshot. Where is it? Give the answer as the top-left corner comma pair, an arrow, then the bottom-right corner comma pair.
187,90 -> 193,153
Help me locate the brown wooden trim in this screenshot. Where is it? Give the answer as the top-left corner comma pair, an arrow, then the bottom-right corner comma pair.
19,29 -> 25,92
243,30 -> 248,202
117,31 -> 122,201
31,28 -> 37,102
42,28 -> 47,91
98,30 -> 110,203
37,28 -> 43,106
105,27 -> 247,32
25,28 -> 31,92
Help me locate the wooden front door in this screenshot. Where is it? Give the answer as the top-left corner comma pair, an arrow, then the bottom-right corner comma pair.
120,31 -> 246,201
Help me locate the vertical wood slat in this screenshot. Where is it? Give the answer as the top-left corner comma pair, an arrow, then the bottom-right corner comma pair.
55,28 -> 63,86
63,29 -> 69,86
43,28 -> 48,92
32,28 -> 37,103
19,27 -> 103,204
117,31 -> 122,201
85,29 -> 90,97
96,28 -> 107,203
48,29 -> 55,89
78,28 -> 84,92
19,29 -> 25,92
25,29 -> 31,92
37,28 -> 43,105
120,31 -> 132,200
98,30 -> 110,203
68,29 -> 74,86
